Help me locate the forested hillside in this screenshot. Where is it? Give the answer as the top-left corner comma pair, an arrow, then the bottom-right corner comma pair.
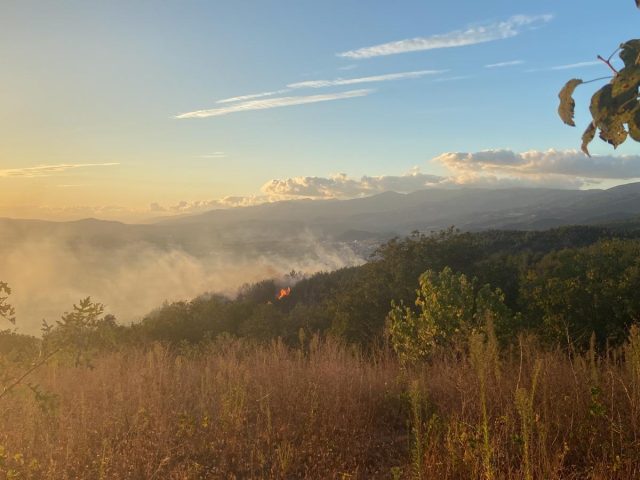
5,223 -> 639,357
122,224 -> 640,350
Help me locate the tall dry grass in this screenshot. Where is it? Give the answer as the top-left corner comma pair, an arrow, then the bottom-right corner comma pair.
2,332 -> 640,479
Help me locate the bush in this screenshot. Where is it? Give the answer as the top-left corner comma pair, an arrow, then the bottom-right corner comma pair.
387,267 -> 512,363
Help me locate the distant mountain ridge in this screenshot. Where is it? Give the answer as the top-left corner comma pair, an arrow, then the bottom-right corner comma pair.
4,183 -> 640,334
3,184 -> 640,247
157,183 -> 640,236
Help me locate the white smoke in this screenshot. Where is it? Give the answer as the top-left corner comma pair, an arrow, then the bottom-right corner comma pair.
2,232 -> 364,335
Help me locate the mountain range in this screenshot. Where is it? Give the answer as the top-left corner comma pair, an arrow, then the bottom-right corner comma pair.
4,183 -> 640,333
4,183 -> 640,250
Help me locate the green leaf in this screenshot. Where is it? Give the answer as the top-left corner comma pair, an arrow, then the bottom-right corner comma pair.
628,107 -> 640,141
561,38 -> 640,152
558,79 -> 583,126
612,65 -> 640,96
599,116 -> 627,148
589,82 -> 637,150
620,40 -> 640,68
581,122 -> 596,156
589,83 -> 635,120
590,84 -> 614,126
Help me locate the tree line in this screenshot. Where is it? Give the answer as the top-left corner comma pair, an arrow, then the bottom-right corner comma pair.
5,223 -> 639,357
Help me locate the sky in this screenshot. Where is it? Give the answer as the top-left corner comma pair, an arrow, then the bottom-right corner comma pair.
2,0 -> 640,222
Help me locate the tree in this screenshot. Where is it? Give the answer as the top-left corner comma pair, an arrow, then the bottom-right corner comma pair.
386,267 -> 512,364
0,287 -> 116,404
0,282 -> 15,326
520,239 -> 640,348
43,297 -> 118,367
0,283 -> 60,402
558,2 -> 640,154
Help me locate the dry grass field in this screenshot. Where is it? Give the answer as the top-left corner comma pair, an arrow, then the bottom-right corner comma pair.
2,330 -> 640,479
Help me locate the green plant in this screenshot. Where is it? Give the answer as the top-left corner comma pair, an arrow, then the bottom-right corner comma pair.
515,360 -> 542,480
409,380 -> 426,479
1,291 -> 114,402
0,282 -> 16,326
469,330 -> 497,480
558,2 -> 640,154
387,267 -> 512,364
624,324 -> 640,428
42,297 -> 116,368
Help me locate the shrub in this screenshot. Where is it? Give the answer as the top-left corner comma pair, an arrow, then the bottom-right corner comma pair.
387,267 -> 512,363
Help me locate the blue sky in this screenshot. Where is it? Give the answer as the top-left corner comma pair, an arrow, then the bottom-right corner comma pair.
2,0 -> 640,220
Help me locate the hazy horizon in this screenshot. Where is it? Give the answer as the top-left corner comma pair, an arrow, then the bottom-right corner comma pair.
3,1 -> 640,223
1,179 -> 639,224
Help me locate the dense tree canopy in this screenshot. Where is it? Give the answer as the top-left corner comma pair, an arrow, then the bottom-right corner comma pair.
114,224 -> 640,352
4,224 -> 640,358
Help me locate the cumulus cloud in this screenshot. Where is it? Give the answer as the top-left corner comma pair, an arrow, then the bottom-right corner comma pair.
338,14 -> 553,59
151,150 -> 640,217
165,196 -> 275,214
438,172 -> 586,189
0,163 -> 119,178
258,169 -> 589,197
286,70 -> 446,89
257,149 -> 640,200
434,149 -> 640,180
261,170 -> 444,198
176,89 -> 373,119
10,150 -> 639,223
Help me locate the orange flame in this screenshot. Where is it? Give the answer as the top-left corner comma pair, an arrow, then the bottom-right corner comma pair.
277,287 -> 291,300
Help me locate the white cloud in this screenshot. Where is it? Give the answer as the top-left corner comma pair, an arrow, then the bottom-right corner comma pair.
261,170 -> 444,199
152,170 -> 445,215
153,149 -> 640,217
550,61 -> 602,70
0,163 -> 119,178
199,152 -> 227,159
527,61 -> 603,73
176,89 -> 373,119
216,89 -> 291,104
286,70 -> 447,89
437,172 -> 586,189
20,150 -> 639,222
146,195 -> 282,216
168,196 -> 273,212
256,150 -> 640,196
433,149 -> 640,181
210,69 -> 444,109
338,14 -> 553,59
432,75 -> 474,83
485,60 -> 524,68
